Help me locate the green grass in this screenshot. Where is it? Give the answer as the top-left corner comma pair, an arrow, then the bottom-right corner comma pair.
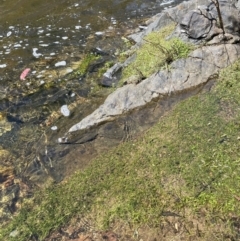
120,24 -> 193,83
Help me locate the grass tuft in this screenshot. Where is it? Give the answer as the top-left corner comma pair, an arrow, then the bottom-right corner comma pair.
120,24 -> 193,83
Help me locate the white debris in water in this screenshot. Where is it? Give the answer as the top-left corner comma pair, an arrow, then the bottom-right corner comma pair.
60,105 -> 70,117
25,26 -> 29,28
5,51 -> 10,54
55,61 -> 66,67
75,26 -> 82,30
38,29 -> 44,34
62,36 -> 68,40
74,3 -> 79,7
39,80 -> 45,85
39,44 -> 49,47
14,44 -> 21,48
37,75 -> 43,78
7,31 -> 12,37
32,48 -> 42,58
0,64 -> 7,68
9,26 -> 14,29
50,52 -> 56,56
32,70 -> 37,74
51,126 -> 58,131
54,41 -> 60,44
46,33 -> 51,36
71,92 -> 76,97
95,31 -> 104,36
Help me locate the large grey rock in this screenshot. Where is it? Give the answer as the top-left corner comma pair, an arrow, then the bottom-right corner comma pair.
130,0 -> 240,45
66,44 -> 240,134
208,0 -> 240,35
180,8 -> 215,39
129,0 -> 210,44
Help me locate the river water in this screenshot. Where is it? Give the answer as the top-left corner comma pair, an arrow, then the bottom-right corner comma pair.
0,0 -> 192,223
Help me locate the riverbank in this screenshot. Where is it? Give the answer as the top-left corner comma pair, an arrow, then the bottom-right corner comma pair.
2,55 -> 240,241
1,0 -> 240,240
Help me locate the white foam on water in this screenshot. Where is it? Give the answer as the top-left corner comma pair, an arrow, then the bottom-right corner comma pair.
0,64 -> 7,68
62,36 -> 68,40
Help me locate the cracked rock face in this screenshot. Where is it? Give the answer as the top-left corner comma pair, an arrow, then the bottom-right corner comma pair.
65,44 -> 240,135
180,1 -> 240,40
180,8 -> 215,39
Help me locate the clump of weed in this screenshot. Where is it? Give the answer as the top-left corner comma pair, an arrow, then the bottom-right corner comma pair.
120,24 -> 193,83
73,53 -> 99,77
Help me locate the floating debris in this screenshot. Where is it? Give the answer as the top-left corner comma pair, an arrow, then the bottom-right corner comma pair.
20,68 -> 31,80
55,61 -> 66,67
0,64 -> 7,68
7,31 -> 12,37
60,105 -> 70,117
51,126 -> 58,131
95,31 -> 104,36
32,48 -> 42,58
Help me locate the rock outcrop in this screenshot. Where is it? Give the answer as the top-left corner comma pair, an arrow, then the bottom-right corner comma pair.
60,0 -> 240,139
